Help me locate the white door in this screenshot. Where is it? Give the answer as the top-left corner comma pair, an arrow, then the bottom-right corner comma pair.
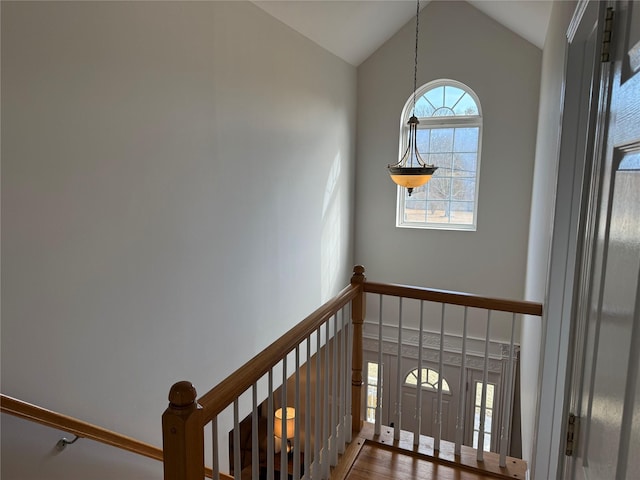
566,1 -> 640,479
401,377 -> 456,441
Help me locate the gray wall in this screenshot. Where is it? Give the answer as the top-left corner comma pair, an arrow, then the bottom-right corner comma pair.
1,2 -> 356,478
520,0 -> 577,471
354,1 -> 541,299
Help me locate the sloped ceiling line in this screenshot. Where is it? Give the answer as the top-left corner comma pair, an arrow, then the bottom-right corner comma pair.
253,1 -> 552,66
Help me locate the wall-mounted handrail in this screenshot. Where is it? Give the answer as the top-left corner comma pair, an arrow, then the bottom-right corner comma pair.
1,394 -> 163,462
2,393 -> 221,478
363,281 -> 543,316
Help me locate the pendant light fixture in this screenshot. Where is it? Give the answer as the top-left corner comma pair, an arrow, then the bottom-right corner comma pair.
387,0 -> 437,196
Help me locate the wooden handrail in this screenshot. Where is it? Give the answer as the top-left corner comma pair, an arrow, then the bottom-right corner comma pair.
2,393 -> 221,479
197,282 -> 360,423
363,281 -> 543,316
162,266 -> 544,480
0,394 -> 163,462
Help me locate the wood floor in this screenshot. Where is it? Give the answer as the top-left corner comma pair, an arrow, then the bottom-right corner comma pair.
347,444 -> 504,480
332,423 -> 527,480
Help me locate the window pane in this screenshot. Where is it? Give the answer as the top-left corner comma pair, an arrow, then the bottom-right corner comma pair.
366,362 -> 381,423
404,201 -> 427,223
430,128 -> 454,152
405,370 -> 418,385
406,197 -> 426,210
427,178 -> 450,200
444,86 -> 465,109
426,201 -> 450,223
453,153 -> 477,176
367,387 -> 377,407
368,362 -> 378,385
410,185 -> 427,200
485,408 -> 493,429
415,96 -> 435,117
430,154 -> 452,176
475,382 -> 483,405
450,202 -> 474,225
453,127 -> 479,152
366,408 -> 375,423
417,128 -> 431,152
452,178 -> 475,201
486,384 -> 495,408
424,86 -> 444,110
452,93 -> 479,116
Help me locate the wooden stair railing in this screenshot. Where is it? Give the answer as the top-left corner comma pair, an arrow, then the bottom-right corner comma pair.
0,393 -> 163,462
361,278 -> 542,470
363,281 -> 542,316
162,266 -> 542,480
163,266 -> 366,480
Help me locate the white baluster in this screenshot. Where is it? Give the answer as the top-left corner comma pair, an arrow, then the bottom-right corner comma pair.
455,307 -> 469,456
331,314 -> 338,465
233,399 -> 241,480
477,311 -> 491,462
345,303 -> 353,443
212,417 -> 220,480
375,294 -> 383,436
414,301 -> 425,446
314,329 -> 321,480
323,320 -> 330,479
435,303 -> 446,452
499,313 -> 517,467
281,357 -> 288,478
394,298 -> 403,441
294,346 -> 301,480
305,335 -> 312,480
267,370 -> 274,480
252,384 -> 259,480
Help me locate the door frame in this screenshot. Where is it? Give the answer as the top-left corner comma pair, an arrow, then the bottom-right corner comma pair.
532,1 -> 613,478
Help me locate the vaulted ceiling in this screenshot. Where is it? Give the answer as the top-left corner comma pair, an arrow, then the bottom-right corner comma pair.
253,1 -> 553,66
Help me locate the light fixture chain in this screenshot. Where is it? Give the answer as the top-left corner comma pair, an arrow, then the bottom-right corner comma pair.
413,0 -> 420,114
387,0 -> 437,196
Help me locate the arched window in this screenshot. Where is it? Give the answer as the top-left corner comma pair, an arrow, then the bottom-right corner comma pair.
404,367 -> 450,393
397,79 -> 482,231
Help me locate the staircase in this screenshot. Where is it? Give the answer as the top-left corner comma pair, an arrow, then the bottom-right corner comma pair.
1,265 -> 539,480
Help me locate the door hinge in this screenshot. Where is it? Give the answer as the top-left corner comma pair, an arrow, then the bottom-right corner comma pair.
565,413 -> 580,456
601,7 -> 614,63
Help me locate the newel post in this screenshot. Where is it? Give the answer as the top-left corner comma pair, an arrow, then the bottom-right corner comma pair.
162,381 -> 204,480
351,265 -> 366,434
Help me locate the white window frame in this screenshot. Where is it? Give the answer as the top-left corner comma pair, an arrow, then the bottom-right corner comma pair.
396,79 -> 483,231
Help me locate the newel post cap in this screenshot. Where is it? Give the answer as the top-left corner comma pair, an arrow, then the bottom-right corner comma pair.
168,381 -> 198,409
351,265 -> 366,283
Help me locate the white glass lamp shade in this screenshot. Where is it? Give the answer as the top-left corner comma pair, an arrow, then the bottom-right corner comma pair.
274,407 -> 295,439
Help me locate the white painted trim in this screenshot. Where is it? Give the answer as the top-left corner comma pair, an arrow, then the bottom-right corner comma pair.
362,323 -> 517,374
567,0 -> 590,42
532,2 -> 610,478
363,321 -> 514,360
